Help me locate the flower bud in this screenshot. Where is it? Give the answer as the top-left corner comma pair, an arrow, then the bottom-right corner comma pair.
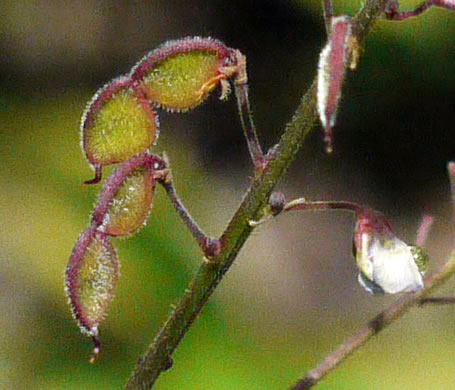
354,209 -> 426,295
317,16 -> 359,153
130,37 -> 238,112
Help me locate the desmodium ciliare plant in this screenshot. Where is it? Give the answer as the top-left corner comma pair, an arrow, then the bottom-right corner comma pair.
64,1 -> 455,388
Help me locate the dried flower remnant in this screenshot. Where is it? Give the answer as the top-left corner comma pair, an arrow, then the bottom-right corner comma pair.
317,16 -> 359,153
354,209 -> 427,295
81,76 -> 159,184
65,228 -> 120,362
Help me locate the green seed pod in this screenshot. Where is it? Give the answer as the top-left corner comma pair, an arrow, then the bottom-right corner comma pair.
65,229 -> 120,337
130,37 -> 238,112
81,75 -> 159,184
104,167 -> 155,237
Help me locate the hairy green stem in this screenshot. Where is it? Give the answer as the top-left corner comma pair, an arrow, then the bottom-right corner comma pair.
125,1 -> 390,388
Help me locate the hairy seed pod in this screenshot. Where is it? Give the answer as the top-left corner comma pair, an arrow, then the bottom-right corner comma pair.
81,75 -> 159,184
65,228 -> 120,336
130,37 -> 239,112
104,167 -> 155,237
90,153 -> 159,237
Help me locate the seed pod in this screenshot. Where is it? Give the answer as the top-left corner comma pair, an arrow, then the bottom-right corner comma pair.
65,228 -> 120,337
90,153 -> 159,237
354,209 -> 425,295
81,75 -> 159,184
104,167 -> 155,237
130,37 -> 239,112
317,16 -> 359,153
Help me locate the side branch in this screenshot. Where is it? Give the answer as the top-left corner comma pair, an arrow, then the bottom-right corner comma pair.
125,1 -> 390,388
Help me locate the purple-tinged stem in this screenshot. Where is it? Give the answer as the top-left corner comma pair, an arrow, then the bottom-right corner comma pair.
420,296 -> 455,305
159,163 -> 220,258
415,214 -> 434,247
233,51 -> 266,171
234,84 -> 266,171
385,0 -> 455,20
284,198 -> 365,214
447,161 -> 455,246
250,197 -> 366,227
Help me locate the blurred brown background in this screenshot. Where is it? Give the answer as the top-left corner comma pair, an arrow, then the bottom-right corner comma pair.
2,0 -> 455,389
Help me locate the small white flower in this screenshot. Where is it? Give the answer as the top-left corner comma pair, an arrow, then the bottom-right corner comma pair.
356,235 -> 424,295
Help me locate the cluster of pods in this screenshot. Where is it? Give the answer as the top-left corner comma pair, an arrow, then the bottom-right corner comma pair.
81,37 -> 257,185
65,37 -> 259,362
66,0 -> 454,362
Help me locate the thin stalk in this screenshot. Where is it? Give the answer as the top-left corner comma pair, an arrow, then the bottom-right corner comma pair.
250,198 -> 364,227
420,297 -> 455,305
284,199 -> 364,214
234,82 -> 266,170
447,162 -> 455,247
160,169 -> 220,258
415,215 -> 434,247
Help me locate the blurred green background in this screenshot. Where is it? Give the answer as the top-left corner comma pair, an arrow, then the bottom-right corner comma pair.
2,0 -> 455,389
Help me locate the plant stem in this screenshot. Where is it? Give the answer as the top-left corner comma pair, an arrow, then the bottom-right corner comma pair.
415,214 -> 434,247
420,296 -> 455,305
284,199 -> 364,214
234,82 -> 266,171
125,1 -> 391,388
447,162 -> 455,246
290,250 -> 455,390
160,164 -> 220,257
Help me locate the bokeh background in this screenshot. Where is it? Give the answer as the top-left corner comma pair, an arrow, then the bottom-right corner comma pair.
2,0 -> 455,389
